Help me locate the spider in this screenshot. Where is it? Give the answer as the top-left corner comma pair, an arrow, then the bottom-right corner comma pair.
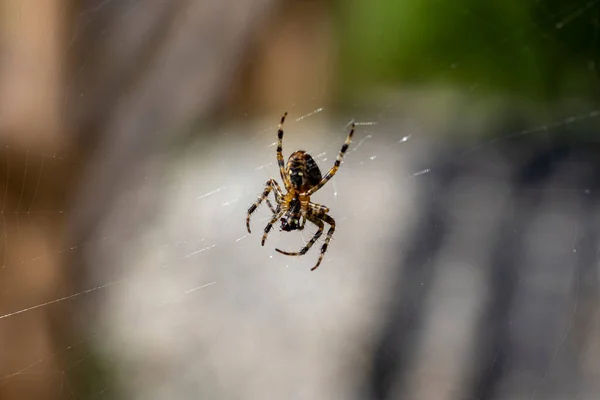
246,111 -> 354,271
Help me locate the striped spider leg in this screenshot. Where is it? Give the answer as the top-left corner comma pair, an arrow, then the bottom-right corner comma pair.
246,179 -> 283,234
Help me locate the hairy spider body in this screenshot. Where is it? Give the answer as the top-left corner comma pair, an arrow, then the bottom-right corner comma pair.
287,151 -> 322,191
246,112 -> 354,271
280,197 -> 303,232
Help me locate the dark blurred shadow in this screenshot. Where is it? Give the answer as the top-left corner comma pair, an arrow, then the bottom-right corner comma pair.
366,122 -> 600,399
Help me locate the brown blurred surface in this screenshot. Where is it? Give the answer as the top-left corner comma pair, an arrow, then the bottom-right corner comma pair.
0,1 -> 288,398
0,1 -> 72,399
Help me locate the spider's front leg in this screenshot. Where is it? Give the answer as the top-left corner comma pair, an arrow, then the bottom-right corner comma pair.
265,185 -> 282,214
276,214 -> 324,256
261,208 -> 285,246
246,179 -> 283,233
312,214 -> 335,271
266,199 -> 277,214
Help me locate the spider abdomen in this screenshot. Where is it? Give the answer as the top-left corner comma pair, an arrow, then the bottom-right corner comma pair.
286,151 -> 322,192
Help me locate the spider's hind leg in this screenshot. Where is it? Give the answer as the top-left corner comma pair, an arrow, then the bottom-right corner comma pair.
306,122 -> 355,196
276,112 -> 291,190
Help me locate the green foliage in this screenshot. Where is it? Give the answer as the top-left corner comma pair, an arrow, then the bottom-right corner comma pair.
333,0 -> 600,101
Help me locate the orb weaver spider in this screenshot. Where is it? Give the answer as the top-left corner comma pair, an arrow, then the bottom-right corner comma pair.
246,112 -> 355,271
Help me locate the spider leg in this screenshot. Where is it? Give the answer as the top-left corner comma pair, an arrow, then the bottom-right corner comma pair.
246,179 -> 282,233
305,122 -> 355,196
266,180 -> 284,213
261,208 -> 285,246
266,199 -> 276,214
275,214 -> 324,256
306,201 -> 329,215
276,112 -> 292,190
311,213 -> 335,271
299,214 -> 307,230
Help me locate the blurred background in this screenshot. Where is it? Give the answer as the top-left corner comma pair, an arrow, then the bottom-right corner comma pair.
0,0 -> 599,399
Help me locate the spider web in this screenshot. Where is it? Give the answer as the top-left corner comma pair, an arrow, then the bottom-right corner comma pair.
1,1 -> 600,399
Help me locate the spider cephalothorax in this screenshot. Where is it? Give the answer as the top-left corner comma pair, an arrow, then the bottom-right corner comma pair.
280,197 -> 303,231
246,112 -> 354,271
